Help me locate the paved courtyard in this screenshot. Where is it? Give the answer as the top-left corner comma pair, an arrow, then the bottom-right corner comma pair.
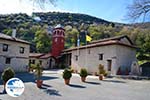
0,70 -> 150,100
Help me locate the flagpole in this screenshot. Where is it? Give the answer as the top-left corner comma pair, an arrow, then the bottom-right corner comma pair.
85,32 -> 87,69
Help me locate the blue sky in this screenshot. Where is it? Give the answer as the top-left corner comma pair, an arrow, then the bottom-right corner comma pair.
0,0 -> 133,23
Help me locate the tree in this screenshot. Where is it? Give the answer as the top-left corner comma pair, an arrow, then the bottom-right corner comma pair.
34,28 -> 52,53
126,0 -> 150,22
65,27 -> 79,47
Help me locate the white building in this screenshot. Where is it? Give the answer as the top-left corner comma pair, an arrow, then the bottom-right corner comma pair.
29,53 -> 56,69
0,33 -> 30,72
62,35 -> 137,75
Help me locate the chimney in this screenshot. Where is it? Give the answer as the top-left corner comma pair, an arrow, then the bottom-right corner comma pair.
12,29 -> 16,38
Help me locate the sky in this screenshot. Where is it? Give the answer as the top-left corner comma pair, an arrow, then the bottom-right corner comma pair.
0,0 -> 133,23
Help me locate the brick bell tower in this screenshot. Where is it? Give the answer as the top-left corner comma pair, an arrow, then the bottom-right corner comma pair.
51,24 -> 65,57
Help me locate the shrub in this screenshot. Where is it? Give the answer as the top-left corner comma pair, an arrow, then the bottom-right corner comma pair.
34,63 -> 43,80
1,67 -> 15,83
98,64 -> 106,75
80,68 -> 88,77
62,68 -> 72,79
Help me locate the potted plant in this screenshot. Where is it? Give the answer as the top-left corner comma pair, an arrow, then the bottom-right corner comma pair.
34,63 -> 43,88
98,64 -> 106,80
80,68 -> 88,82
62,68 -> 72,85
1,67 -> 15,92
29,64 -> 36,72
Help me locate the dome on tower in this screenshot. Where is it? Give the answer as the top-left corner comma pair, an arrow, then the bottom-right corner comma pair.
55,24 -> 64,29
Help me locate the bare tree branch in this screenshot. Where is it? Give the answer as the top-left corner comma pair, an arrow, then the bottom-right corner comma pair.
126,0 -> 150,22
23,0 -> 57,9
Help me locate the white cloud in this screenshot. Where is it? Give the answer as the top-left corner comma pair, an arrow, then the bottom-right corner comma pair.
0,0 -> 72,15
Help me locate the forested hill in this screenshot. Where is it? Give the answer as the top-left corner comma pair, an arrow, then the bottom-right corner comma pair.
0,12 -> 112,31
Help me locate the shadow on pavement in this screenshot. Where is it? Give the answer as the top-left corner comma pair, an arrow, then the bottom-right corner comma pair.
15,73 -> 59,83
85,81 -> 101,85
102,80 -> 126,83
44,88 -> 61,96
69,84 -> 86,88
40,83 -> 61,96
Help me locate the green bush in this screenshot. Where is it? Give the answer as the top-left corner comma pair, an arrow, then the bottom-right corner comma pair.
62,68 -> 72,79
80,68 -> 88,77
34,63 -> 43,80
98,64 -> 106,75
1,67 -> 15,83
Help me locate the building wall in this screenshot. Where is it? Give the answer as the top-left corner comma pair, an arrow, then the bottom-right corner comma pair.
71,45 -> 117,74
29,57 -> 55,69
0,39 -> 29,72
115,45 -> 136,74
40,58 -> 55,69
70,44 -> 136,75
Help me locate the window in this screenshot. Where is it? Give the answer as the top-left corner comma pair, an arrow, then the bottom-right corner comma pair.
75,55 -> 78,61
29,60 -> 32,64
55,38 -> 58,42
54,31 -> 56,35
5,58 -> 11,64
39,60 -> 42,65
20,47 -> 25,54
99,54 -> 103,60
3,44 -> 8,52
31,60 -> 35,64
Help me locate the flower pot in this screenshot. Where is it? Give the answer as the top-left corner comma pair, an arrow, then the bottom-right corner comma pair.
99,74 -> 104,80
36,80 -> 43,88
64,79 -> 70,85
81,77 -> 86,82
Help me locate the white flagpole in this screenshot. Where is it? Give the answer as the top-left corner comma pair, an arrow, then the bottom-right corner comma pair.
85,32 -> 87,68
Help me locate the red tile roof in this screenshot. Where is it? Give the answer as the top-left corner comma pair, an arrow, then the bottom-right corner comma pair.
63,35 -> 136,52
39,53 -> 52,59
29,53 -> 45,58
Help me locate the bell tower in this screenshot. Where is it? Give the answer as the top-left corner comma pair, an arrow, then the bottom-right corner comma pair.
51,24 -> 65,57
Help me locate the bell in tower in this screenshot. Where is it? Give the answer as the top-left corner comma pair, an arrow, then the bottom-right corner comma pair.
51,24 -> 65,57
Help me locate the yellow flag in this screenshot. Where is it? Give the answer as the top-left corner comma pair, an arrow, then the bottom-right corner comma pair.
86,35 -> 92,42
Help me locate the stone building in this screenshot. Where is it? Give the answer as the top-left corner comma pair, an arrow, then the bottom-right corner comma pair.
62,35 -> 137,75
0,33 -> 30,72
29,53 -> 55,69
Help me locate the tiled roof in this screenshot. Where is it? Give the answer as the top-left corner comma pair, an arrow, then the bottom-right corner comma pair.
90,35 -> 133,45
29,53 -> 44,58
29,53 -> 52,59
63,35 -> 136,52
0,33 -> 30,44
39,53 -> 52,59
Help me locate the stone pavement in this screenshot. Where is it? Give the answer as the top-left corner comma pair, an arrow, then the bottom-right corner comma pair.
0,70 -> 150,100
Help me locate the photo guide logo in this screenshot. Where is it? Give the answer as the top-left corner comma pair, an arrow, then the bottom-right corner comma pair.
5,78 -> 25,97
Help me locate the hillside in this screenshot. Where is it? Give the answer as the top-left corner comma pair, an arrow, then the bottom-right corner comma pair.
0,12 -> 112,32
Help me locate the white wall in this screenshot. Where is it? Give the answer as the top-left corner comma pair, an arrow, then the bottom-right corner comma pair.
29,57 -> 55,69
71,45 -> 117,74
0,39 -> 29,72
70,44 -> 136,75
115,45 -> 136,73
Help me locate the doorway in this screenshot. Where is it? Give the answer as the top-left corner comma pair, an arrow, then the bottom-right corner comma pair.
107,60 -> 112,71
